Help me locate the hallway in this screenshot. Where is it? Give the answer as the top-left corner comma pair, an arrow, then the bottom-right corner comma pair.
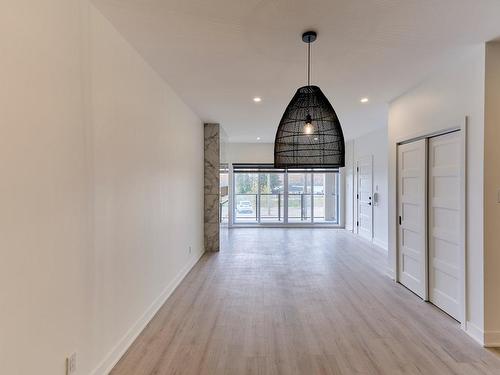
111,229 -> 500,374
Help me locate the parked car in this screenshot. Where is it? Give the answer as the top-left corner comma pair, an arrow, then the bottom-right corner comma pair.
237,201 -> 254,214
288,185 -> 304,194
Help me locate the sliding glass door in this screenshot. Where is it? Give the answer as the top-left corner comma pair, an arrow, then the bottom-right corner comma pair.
234,172 -> 258,223
287,173 -> 313,223
259,173 -> 284,223
232,165 -> 340,226
313,173 -> 339,223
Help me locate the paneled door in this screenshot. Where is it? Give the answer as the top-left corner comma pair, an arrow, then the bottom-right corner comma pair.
428,131 -> 462,321
397,140 -> 427,299
356,156 -> 373,240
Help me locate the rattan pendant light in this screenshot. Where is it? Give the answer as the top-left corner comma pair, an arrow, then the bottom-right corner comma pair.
274,31 -> 345,168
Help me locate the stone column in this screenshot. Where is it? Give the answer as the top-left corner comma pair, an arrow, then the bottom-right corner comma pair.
204,123 -> 220,252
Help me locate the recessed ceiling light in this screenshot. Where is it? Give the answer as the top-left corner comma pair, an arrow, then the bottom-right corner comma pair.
253,97 -> 262,103
360,97 -> 369,103
256,137 -> 261,141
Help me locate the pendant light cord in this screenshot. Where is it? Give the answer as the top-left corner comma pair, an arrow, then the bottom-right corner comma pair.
307,40 -> 311,86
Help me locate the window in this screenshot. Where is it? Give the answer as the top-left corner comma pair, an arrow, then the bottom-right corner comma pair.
234,172 -> 258,223
259,173 -> 284,223
232,165 -> 340,225
220,164 -> 229,224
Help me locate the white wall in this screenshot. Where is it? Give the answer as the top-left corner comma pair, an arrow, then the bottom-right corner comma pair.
348,128 -> 389,250
88,6 -> 204,373
388,45 -> 485,343
484,42 -> 500,346
0,2 -> 90,374
0,2 -> 204,374
226,142 -> 274,164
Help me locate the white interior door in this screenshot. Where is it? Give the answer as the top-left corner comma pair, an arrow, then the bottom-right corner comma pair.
428,131 -> 462,321
397,140 -> 427,299
357,156 -> 373,240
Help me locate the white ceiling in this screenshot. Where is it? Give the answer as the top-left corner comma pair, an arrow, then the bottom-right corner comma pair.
92,0 -> 500,142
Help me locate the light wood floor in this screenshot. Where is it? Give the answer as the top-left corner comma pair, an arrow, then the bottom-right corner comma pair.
111,229 -> 500,375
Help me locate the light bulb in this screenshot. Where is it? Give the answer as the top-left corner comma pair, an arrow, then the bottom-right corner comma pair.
304,114 -> 314,135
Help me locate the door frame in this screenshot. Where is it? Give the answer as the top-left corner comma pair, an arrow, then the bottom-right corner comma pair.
393,118 -> 467,327
356,155 -> 374,240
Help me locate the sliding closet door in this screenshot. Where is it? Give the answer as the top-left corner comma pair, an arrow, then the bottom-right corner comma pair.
428,131 -> 462,321
397,140 -> 427,299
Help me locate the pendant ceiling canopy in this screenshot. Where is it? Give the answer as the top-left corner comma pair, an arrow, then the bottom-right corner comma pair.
274,31 -> 345,169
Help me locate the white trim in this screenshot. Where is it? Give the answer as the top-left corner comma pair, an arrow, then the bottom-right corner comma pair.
91,251 -> 205,375
459,121 -> 468,329
372,238 -> 388,252
394,123 -> 465,145
484,331 -> 500,348
465,321 -> 484,346
386,267 -> 396,280
345,229 -> 385,255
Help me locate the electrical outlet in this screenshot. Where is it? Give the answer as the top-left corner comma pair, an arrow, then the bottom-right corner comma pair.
66,353 -> 77,375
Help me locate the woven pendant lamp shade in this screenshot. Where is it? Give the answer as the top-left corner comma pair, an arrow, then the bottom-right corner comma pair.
274,85 -> 345,168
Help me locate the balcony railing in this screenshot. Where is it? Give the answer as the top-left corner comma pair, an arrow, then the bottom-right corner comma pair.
234,193 -> 338,223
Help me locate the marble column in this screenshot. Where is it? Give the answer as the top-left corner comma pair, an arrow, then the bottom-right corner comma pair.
204,123 -> 220,252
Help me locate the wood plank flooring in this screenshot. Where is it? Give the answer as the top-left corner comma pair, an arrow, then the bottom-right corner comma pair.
111,228 -> 500,375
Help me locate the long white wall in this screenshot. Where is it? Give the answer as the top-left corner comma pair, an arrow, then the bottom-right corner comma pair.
0,2 -> 204,374
346,128 -> 389,250
484,42 -> 500,346
388,45 -> 485,343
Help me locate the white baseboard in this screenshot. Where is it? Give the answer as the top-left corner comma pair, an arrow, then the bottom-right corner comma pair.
372,238 -> 388,253
484,330 -> 500,347
345,230 -> 387,254
386,267 -> 395,280
463,323 -> 500,348
91,251 -> 205,375
465,321 -> 484,346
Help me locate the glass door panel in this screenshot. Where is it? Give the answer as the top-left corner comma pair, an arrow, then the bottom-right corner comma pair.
314,172 -> 339,223
259,173 -> 284,223
287,173 -> 313,223
234,173 -> 258,223
220,164 -> 229,225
